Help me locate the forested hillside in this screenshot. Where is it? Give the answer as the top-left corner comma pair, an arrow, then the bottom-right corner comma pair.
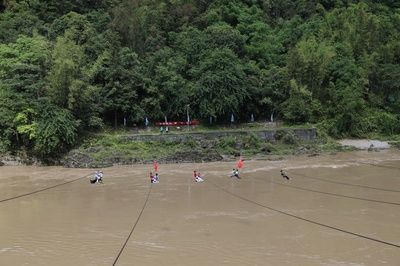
0,0 -> 399,157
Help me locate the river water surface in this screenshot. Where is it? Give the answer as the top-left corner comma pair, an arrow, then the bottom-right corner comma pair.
1,150 -> 399,265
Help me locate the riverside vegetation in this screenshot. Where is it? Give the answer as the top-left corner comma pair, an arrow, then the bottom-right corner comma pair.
0,1 -> 399,162
62,128 -> 350,168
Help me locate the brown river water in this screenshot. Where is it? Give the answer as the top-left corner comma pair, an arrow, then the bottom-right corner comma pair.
1,150 -> 399,266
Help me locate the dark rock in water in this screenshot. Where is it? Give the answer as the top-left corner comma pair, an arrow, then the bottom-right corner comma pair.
0,161 -> 4,166
160,150 -> 223,163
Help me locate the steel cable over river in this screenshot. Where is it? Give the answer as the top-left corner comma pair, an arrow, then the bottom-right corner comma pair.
208,180 -> 400,249
0,173 -> 91,204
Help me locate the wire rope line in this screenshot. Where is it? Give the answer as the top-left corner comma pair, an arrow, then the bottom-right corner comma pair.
285,170 -> 400,193
351,160 -> 400,170
0,174 -> 91,204
112,184 -> 152,266
315,153 -> 400,171
264,178 -> 400,206
209,180 -> 400,248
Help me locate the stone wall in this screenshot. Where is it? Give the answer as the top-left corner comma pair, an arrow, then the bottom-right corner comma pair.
122,128 -> 317,142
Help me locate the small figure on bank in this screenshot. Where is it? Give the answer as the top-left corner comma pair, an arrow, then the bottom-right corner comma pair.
280,169 -> 290,180
154,173 -> 159,182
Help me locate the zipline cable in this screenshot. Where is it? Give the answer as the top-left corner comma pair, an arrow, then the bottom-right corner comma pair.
264,177 -> 400,206
285,170 -> 400,193
209,179 -> 400,248
112,184 -> 152,266
351,160 -> 400,170
0,173 -> 91,203
315,152 -> 400,171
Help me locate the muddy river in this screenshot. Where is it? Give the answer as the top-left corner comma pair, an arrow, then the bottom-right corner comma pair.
0,150 -> 399,265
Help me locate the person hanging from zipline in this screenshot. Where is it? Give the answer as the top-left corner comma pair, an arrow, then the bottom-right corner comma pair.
196,171 -> 204,182
193,170 -> 204,182
280,169 -> 290,180
90,171 -> 98,184
152,161 -> 160,183
90,170 -> 103,184
150,172 -> 158,183
97,171 -> 103,183
230,168 -> 240,179
230,157 -> 243,179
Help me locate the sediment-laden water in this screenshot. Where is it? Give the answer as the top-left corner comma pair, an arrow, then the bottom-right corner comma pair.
1,150 -> 399,265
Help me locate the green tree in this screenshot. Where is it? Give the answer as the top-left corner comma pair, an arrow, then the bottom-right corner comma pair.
89,47 -> 145,126
0,35 -> 51,98
281,79 -> 321,123
0,3 -> 43,43
288,36 -> 336,100
191,48 -> 248,118
47,34 -> 85,108
34,101 -> 79,157
145,47 -> 189,119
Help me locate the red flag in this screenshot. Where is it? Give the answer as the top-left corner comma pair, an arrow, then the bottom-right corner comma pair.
153,161 -> 159,172
236,158 -> 244,169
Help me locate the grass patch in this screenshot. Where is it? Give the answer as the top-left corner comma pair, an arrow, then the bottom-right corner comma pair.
76,125 -> 356,165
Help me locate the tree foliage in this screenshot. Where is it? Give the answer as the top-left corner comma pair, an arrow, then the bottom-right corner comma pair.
0,0 -> 400,156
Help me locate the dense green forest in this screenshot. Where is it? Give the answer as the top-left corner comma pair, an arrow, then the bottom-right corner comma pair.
0,0 -> 399,157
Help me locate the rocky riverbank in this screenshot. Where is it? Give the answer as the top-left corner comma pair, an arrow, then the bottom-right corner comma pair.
58,128 -> 321,168
62,149 -> 225,168
0,153 -> 44,166
4,128 -> 396,168
338,139 -> 392,150
0,129 -> 330,168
